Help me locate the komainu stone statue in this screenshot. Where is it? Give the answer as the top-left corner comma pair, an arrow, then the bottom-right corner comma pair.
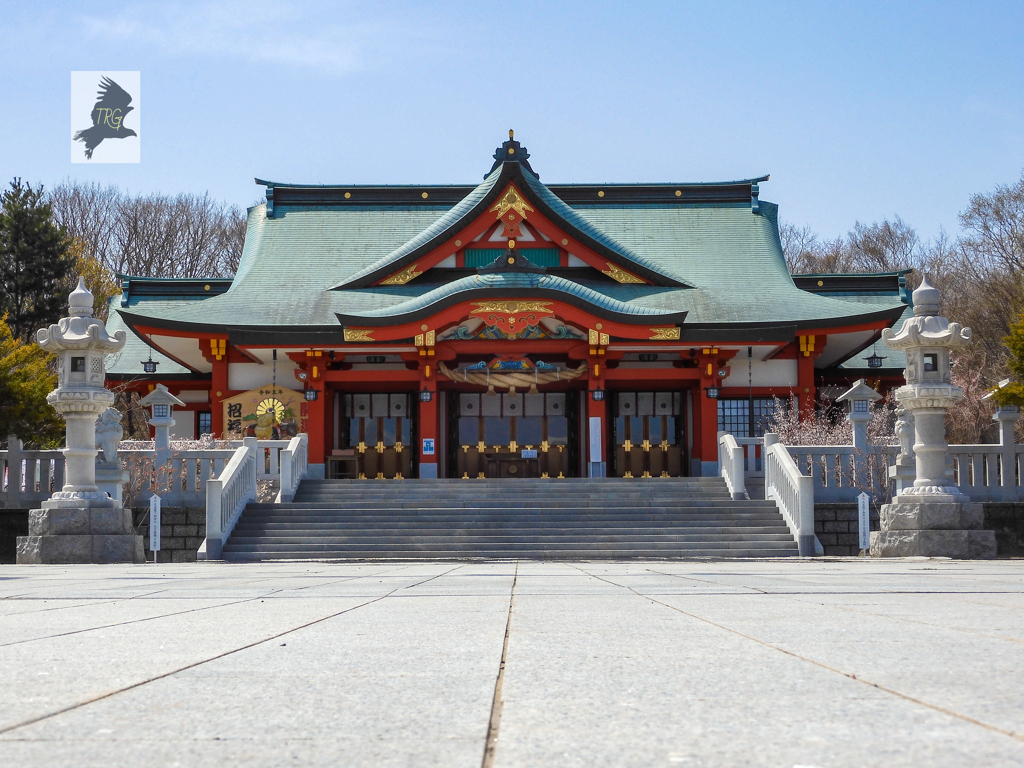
95,407 -> 123,467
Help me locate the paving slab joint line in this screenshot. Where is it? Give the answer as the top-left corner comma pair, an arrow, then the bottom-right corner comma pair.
481,562 -> 518,768
0,565 -> 465,737
571,565 -> 1024,745
0,589 -> 291,649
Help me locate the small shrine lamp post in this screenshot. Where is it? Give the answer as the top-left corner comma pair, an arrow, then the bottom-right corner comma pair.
872,276 -> 996,558
16,278 -> 145,564
836,379 -> 882,454
140,384 -> 185,466
836,379 -> 882,493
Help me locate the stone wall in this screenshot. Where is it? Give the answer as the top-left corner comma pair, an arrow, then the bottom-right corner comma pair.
980,504 -> 1024,557
0,511 -> 29,564
814,502 -> 1024,557
132,507 -> 205,563
814,503 -> 878,556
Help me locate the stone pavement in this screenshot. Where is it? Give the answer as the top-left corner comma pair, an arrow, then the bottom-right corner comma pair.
1,559 -> 1022,767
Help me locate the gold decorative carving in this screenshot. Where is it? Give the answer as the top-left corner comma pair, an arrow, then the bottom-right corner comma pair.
344,329 -> 375,342
602,262 -> 645,284
439,361 -> 587,392
380,263 -> 422,285
490,187 -> 535,219
471,300 -> 552,314
623,439 -> 633,452
509,440 -> 518,453
648,327 -> 681,341
642,439 -> 651,452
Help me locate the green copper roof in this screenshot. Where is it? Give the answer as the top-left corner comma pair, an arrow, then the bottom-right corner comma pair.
112,141 -> 907,344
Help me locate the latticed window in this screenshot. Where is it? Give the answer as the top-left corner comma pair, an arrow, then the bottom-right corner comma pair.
717,398 -> 777,438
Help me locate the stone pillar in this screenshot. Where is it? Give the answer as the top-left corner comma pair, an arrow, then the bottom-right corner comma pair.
994,405 -> 1021,502
871,277 -> 996,559
16,278 -> 145,564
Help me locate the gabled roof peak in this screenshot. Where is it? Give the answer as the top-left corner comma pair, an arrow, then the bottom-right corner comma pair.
488,130 -> 538,178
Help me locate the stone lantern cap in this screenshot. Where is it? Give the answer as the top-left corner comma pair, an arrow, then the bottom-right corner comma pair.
881,275 -> 971,352
836,379 -> 883,406
139,383 -> 185,408
36,277 -> 126,354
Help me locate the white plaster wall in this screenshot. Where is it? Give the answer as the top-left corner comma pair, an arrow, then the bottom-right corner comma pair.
228,362 -> 294,392
721,358 -> 798,388
170,411 -> 196,440
176,389 -> 209,403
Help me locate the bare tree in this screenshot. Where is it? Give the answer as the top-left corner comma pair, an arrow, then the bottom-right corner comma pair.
847,216 -> 920,273
48,182 -> 248,279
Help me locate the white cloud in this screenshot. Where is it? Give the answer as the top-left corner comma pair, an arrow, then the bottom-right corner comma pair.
77,0 -> 440,75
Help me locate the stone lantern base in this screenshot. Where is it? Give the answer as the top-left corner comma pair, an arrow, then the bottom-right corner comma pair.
870,499 -> 996,559
16,496 -> 145,564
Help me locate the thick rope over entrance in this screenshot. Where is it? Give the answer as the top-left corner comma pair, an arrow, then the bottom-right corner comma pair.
438,361 -> 588,395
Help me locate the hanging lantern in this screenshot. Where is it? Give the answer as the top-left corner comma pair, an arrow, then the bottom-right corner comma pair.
141,350 -> 158,374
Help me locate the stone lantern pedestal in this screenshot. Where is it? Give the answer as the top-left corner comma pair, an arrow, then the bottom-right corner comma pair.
870,277 -> 996,559
16,278 -> 145,564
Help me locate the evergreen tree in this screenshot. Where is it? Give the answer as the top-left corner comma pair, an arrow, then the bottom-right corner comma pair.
0,179 -> 73,342
0,314 -> 62,446
994,311 -> 1024,408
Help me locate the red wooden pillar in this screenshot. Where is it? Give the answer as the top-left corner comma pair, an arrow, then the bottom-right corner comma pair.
698,383 -> 719,476
306,380 -> 325,467
211,357 -> 228,437
797,334 -> 818,419
418,363 -> 439,478
586,359 -> 608,477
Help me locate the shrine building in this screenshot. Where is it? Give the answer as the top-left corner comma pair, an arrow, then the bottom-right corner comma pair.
106,133 -> 910,480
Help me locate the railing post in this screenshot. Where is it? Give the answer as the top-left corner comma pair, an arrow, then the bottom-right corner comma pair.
995,406 -> 1021,501
7,436 -> 23,504
280,448 -> 293,503
797,474 -> 816,556
244,436 -> 258,502
205,478 -> 223,560
763,433 -> 778,495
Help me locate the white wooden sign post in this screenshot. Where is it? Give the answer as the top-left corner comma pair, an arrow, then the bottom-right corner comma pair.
149,494 -> 162,563
857,492 -> 870,553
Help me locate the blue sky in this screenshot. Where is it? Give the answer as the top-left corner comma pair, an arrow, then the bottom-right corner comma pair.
1,0 -> 1022,243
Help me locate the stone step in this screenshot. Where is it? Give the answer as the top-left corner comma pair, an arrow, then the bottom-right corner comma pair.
225,535 -> 798,547
222,548 -> 797,561
222,475 -> 796,561
223,539 -> 798,553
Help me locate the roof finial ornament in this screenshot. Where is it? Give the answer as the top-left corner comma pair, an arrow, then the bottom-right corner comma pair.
488,131 -> 537,179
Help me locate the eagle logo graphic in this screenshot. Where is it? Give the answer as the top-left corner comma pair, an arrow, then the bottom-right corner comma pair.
73,76 -> 137,160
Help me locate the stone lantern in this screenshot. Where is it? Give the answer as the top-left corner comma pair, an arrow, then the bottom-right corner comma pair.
836,379 -> 882,452
140,384 -> 185,466
871,276 -> 996,558
16,278 -> 145,564
837,379 -> 882,489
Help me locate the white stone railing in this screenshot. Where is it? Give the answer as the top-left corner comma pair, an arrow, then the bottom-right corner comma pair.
228,439 -> 290,480
0,439 -> 65,508
717,431 -> 746,500
125,448 -> 236,507
785,445 -> 899,503
763,433 -> 818,556
735,437 -> 764,480
199,438 -> 258,560
947,444 -> 1024,501
278,434 -> 309,503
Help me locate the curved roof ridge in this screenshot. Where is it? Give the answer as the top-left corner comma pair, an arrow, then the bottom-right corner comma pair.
517,167 -> 686,284
338,272 -> 683,323
333,167 -> 504,289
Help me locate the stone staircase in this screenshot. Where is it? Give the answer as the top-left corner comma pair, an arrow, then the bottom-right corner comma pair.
221,477 -> 799,561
